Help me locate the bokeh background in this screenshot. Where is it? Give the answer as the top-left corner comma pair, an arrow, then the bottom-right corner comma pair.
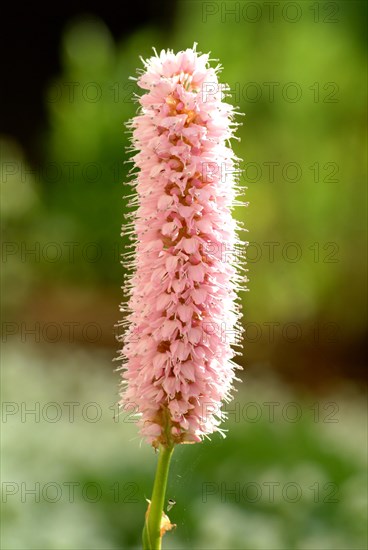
1,1 -> 367,549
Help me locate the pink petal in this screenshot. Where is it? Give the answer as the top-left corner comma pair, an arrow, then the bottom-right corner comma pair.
188,263 -> 205,282
177,304 -> 193,322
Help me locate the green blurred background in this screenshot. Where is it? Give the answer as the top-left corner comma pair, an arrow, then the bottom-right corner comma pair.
1,1 -> 367,548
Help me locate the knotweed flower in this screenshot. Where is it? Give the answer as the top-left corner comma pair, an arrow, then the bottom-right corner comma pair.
118,45 -> 245,450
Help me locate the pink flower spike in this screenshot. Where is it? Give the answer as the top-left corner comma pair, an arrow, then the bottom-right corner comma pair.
119,45 -> 246,448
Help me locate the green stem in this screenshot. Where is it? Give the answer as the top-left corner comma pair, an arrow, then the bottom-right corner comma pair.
142,444 -> 174,550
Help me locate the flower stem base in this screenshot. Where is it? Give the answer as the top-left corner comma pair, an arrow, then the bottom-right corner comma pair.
142,444 -> 174,550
